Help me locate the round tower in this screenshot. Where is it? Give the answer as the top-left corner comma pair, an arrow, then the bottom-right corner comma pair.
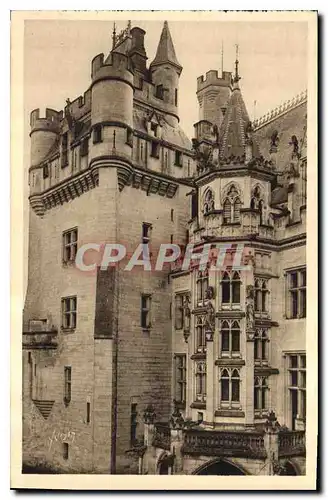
149,21 -> 182,127
30,108 -> 61,167
90,51 -> 134,164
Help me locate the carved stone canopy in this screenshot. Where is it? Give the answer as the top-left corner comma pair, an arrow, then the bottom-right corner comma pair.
264,410 -> 281,433
170,406 -> 185,430
143,405 -> 156,424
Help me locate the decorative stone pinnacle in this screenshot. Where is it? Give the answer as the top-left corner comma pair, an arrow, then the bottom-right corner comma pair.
143,404 -> 156,424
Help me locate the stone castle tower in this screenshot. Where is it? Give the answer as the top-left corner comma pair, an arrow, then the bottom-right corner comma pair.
23,21 -> 307,476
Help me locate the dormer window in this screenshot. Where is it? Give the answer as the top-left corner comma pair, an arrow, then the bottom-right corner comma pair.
155,85 -> 164,100
150,122 -> 158,137
174,151 -> 182,167
150,141 -> 160,159
80,137 -> 89,157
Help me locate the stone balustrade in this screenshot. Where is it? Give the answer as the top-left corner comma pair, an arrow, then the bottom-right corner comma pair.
181,428 -> 267,459
152,423 -> 171,451
278,430 -> 306,458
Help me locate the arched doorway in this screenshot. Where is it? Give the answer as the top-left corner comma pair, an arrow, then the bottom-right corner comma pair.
159,461 -> 169,475
194,459 -> 247,476
280,461 -> 298,476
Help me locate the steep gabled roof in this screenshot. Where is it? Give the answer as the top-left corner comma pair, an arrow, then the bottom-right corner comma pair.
150,21 -> 182,73
219,81 -> 261,161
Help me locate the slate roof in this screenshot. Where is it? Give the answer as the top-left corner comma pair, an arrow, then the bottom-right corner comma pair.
150,21 -> 182,72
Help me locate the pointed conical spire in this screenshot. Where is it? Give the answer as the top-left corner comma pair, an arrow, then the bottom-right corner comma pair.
219,82 -> 261,161
150,21 -> 182,73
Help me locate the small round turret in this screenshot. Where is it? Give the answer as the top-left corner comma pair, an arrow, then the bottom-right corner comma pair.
90,51 -> 134,162
30,108 -> 62,167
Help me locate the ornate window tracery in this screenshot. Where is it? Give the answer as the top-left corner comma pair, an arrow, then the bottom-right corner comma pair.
203,188 -> 215,215
219,368 -> 241,407
222,184 -> 241,223
220,270 -> 241,307
220,320 -> 241,356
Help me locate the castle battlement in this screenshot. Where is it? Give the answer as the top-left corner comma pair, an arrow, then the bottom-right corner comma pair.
91,51 -> 133,83
30,108 -> 62,133
197,70 -> 232,92
253,90 -> 307,130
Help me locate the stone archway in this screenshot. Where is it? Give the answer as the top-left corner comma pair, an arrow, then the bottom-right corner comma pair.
193,459 -> 247,476
280,460 -> 298,476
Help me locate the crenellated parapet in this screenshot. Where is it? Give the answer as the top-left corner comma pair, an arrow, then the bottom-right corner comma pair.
30,108 -> 62,135
252,90 -> 307,130
91,51 -> 133,86
30,108 -> 62,168
197,70 -> 232,92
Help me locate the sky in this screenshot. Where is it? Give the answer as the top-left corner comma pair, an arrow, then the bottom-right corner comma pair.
23,18 -> 308,290
24,19 -> 308,140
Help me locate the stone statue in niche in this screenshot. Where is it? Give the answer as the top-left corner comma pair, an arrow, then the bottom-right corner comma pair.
289,135 -> 300,157
205,286 -> 215,300
211,124 -> 219,144
270,130 -> 279,149
246,284 -> 255,333
205,302 -> 215,332
183,295 -> 191,331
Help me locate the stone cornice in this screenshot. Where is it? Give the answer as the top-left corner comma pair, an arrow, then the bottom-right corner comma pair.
29,168 -> 99,217
195,165 -> 276,187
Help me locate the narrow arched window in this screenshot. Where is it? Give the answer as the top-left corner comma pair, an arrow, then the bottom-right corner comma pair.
221,272 -> 230,303
223,198 -> 232,223
221,321 -> 230,353
231,321 -> 240,353
259,199 -> 264,225
254,376 -> 268,410
231,369 -> 240,402
232,272 -> 241,304
233,197 -> 241,222
220,369 -> 230,401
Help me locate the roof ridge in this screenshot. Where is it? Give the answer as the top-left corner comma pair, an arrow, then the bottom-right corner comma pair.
252,90 -> 307,130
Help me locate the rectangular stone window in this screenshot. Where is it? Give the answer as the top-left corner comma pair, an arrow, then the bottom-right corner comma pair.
141,294 -> 151,329
286,268 -> 306,319
86,402 -> 91,424
126,128 -> 133,147
62,228 -> 78,263
64,366 -> 71,406
142,222 -> 152,244
80,137 -> 89,157
174,150 -> 182,167
63,442 -> 69,460
155,85 -> 164,100
61,132 -> 68,167
62,296 -> 77,330
130,403 -> 138,445
93,124 -> 102,144
195,361 -> 206,403
43,164 -> 49,179
287,353 -> 306,429
150,140 -> 160,159
174,354 -> 186,405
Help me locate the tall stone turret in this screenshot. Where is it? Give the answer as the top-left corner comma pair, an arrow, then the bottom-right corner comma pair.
29,108 -> 62,167
90,46 -> 134,167
149,21 -> 182,127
